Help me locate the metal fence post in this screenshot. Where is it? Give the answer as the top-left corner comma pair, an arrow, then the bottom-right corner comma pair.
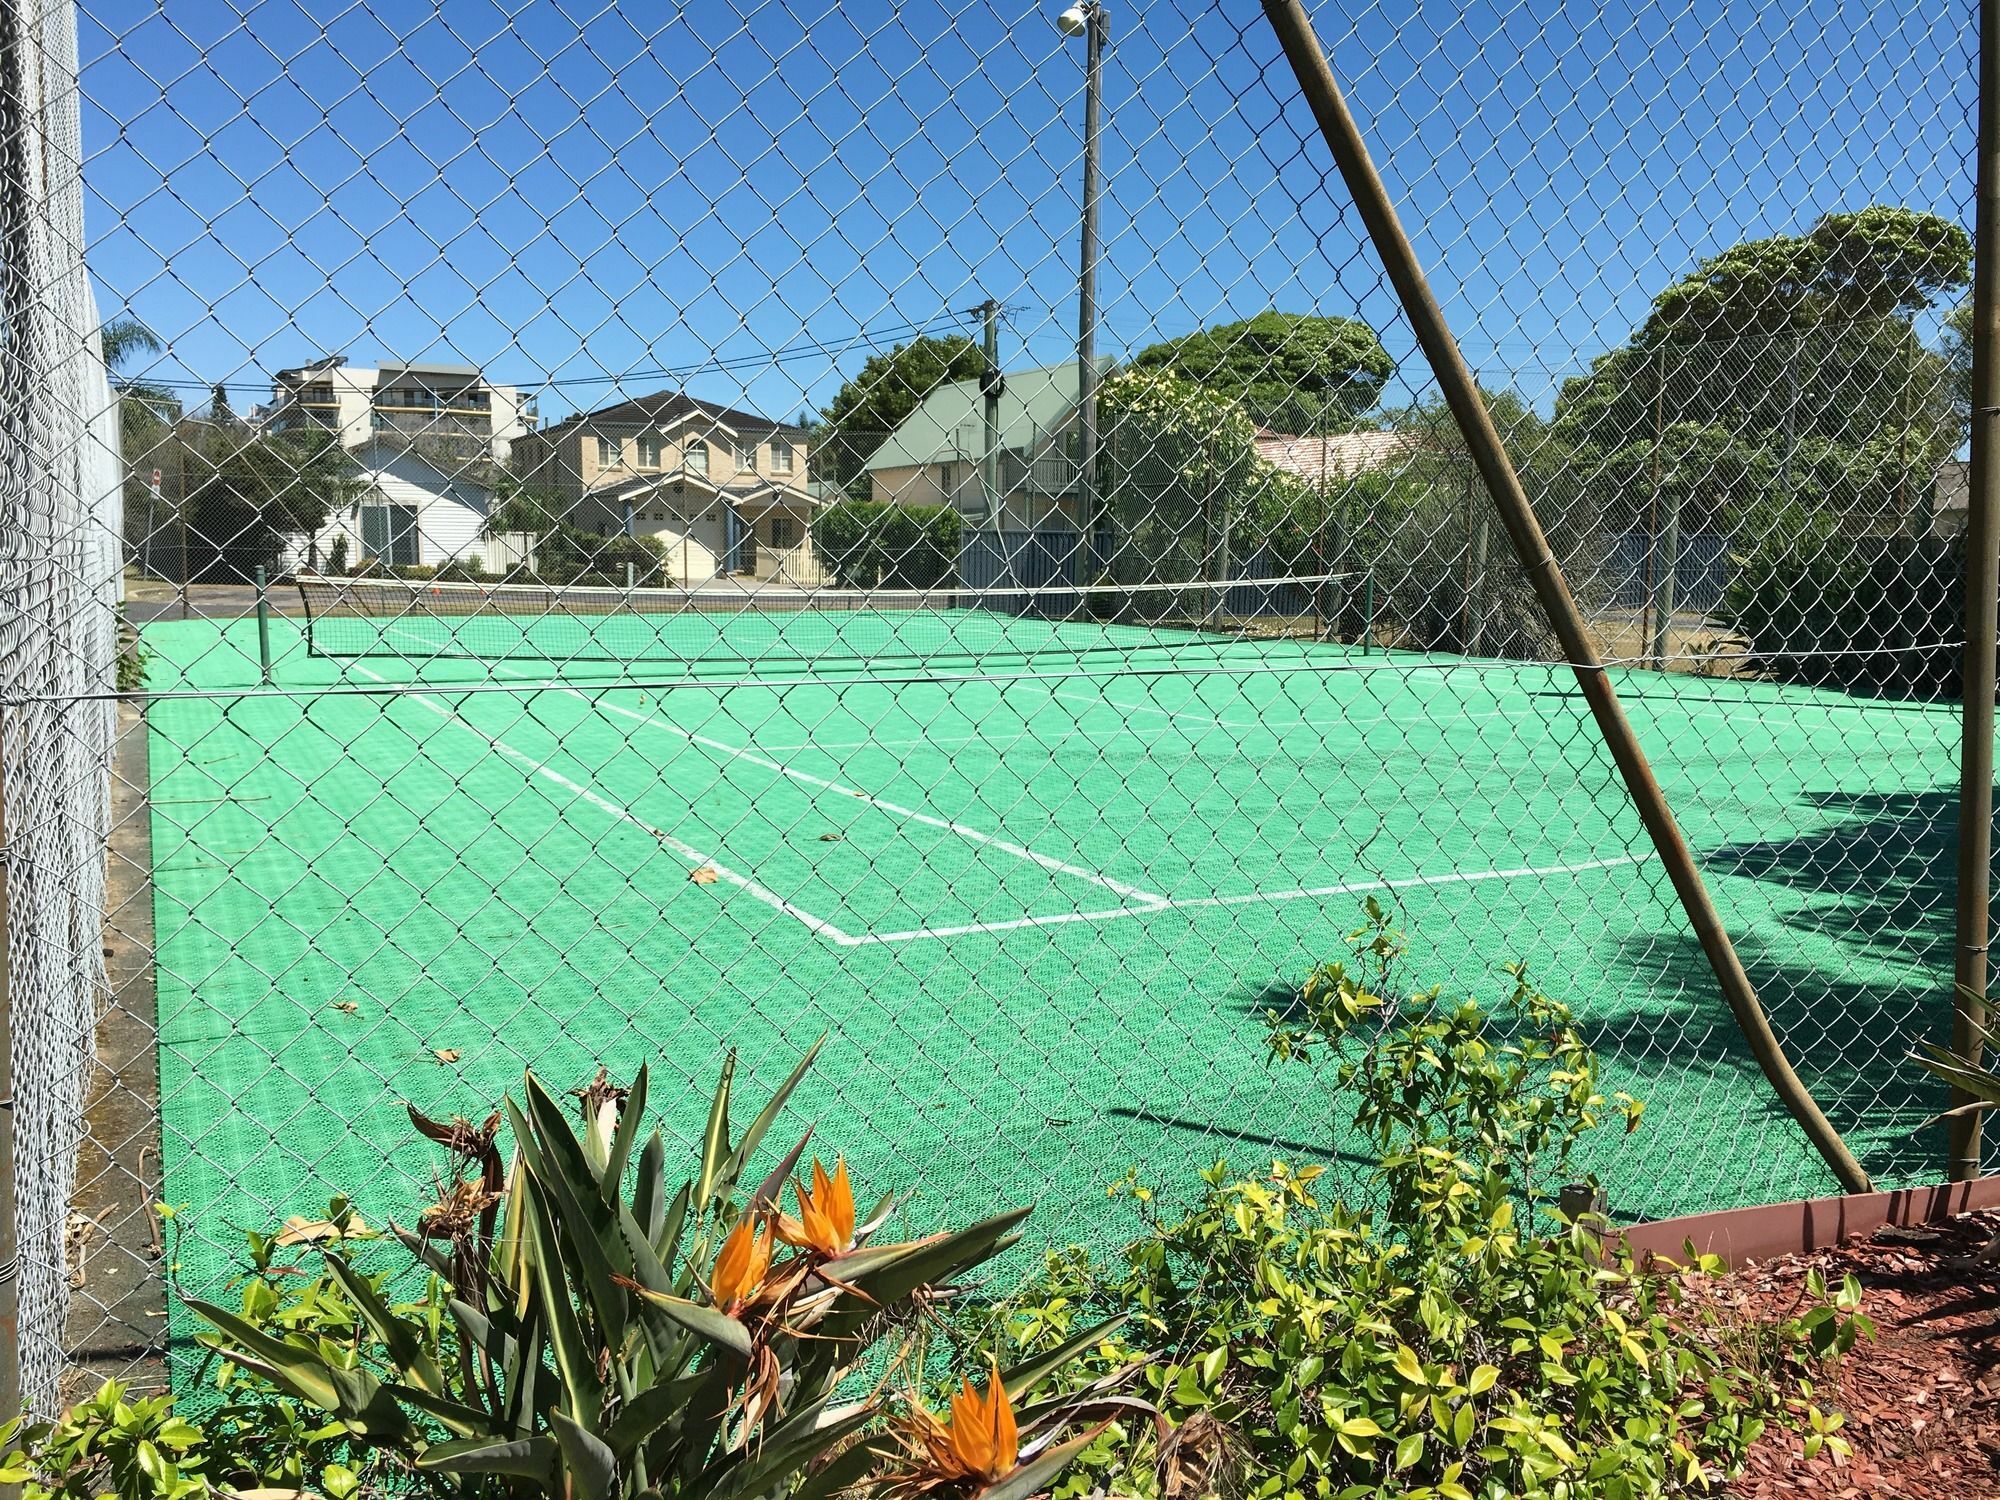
1261,0 -> 1873,1194
1950,0 -> 2000,1183
254,564 -> 272,685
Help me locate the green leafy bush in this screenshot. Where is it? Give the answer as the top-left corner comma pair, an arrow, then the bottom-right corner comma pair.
533,524 -> 671,585
116,604 -> 149,692
0,1357 -> 369,1500
994,910 -> 1867,1500
813,498 -> 960,587
1722,516 -> 1961,696
189,1046 -> 1123,1499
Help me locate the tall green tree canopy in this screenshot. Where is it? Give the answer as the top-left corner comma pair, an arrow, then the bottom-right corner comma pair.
1555,206 -> 1969,497
812,333 -> 986,494
1131,311 -> 1392,431
1638,206 -> 1969,344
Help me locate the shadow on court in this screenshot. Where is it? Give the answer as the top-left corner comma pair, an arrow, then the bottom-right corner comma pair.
1104,1106 -> 1377,1172
1703,786 -> 1982,967
1605,927 -> 1951,1189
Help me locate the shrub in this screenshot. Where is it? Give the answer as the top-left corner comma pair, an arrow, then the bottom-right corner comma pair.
326,531 -> 349,575
188,1045 -> 1125,1498
995,909 -> 1867,1500
1722,517 -> 1961,696
813,499 -> 959,587
534,525 -> 670,585
115,604 -> 148,693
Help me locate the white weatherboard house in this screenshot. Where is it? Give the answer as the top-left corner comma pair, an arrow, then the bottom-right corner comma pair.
296,440 -> 494,571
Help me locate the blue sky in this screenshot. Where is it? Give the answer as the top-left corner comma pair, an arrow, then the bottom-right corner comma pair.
79,0 -> 1975,426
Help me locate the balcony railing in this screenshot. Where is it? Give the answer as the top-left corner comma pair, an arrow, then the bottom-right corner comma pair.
1000,451 -> 1077,495
374,388 -> 492,413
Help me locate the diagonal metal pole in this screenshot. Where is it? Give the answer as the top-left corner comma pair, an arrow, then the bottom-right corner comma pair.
1262,0 -> 1873,1194
1949,0 -> 2000,1183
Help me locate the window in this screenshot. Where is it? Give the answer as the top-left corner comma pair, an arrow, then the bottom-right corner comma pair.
639,433 -> 662,467
686,438 -> 710,477
596,434 -> 617,466
771,517 -> 795,547
736,439 -> 756,470
770,437 -> 794,474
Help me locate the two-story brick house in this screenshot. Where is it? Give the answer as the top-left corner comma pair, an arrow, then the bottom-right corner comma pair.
509,390 -> 818,583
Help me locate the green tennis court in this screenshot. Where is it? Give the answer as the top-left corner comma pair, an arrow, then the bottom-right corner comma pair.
142,600 -> 1961,1372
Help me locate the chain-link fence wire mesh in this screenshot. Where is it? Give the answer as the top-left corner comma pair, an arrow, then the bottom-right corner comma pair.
0,0 -> 122,1413
5,0 -> 1983,1403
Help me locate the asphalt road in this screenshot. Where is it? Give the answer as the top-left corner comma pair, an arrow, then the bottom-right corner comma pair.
124,578 -> 299,623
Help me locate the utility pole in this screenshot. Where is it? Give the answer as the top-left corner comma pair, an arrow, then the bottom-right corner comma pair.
1060,1 -> 1109,576
980,298 -> 1002,530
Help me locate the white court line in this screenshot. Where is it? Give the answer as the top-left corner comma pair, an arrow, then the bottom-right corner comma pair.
1048,683 -> 1237,731
359,635 -> 1664,949
390,626 -> 1171,909
853,851 -> 1656,945
345,661 -> 867,946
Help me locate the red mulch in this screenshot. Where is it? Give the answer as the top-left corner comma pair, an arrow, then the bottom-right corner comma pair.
1720,1208 -> 2000,1499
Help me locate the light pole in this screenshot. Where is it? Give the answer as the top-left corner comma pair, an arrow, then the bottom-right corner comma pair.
1058,1 -> 1109,576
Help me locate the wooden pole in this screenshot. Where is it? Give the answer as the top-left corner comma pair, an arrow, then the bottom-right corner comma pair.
1950,0 -> 2000,1183
1262,0 -> 1872,1193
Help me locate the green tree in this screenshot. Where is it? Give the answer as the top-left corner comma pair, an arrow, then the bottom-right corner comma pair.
1554,206 -> 1967,538
1278,388 -> 1572,656
1639,206 -> 1969,344
179,425 -> 358,581
488,475 -> 568,536
103,320 -> 189,573
1943,298 -> 1975,435
811,334 -> 987,495
1130,310 -> 1392,431
1098,367 -> 1261,582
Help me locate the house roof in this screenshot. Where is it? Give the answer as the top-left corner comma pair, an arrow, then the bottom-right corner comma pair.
1255,428 -> 1414,484
542,389 -> 804,440
590,468 -> 815,508
862,362 -> 1103,472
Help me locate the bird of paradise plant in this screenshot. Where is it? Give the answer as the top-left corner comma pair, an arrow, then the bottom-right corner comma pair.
191,1043 -> 1137,1499
871,1353 -> 1150,1500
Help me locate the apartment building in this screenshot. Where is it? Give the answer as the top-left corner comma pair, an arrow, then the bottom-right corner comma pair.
264,356 -> 537,465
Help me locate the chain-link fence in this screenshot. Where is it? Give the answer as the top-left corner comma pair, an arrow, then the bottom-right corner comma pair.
0,0 -> 1987,1415
0,0 -> 122,1412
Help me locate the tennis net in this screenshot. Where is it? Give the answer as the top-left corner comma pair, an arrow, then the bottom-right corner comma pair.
294,570 -> 1362,671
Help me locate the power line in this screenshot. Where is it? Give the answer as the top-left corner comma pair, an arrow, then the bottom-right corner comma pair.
109,307 -> 985,399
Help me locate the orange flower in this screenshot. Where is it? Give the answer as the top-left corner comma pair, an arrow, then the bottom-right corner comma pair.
946,1364 -> 1018,1480
711,1214 -> 771,1311
905,1362 -> 1018,1485
776,1157 -> 855,1257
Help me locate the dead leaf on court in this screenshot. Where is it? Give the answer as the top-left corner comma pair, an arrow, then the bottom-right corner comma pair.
433,1048 -> 461,1064
690,867 -> 721,884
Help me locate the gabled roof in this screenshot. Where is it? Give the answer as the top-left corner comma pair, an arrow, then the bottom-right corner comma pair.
862,362 -> 1103,472
543,389 -> 804,440
589,468 -> 817,509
